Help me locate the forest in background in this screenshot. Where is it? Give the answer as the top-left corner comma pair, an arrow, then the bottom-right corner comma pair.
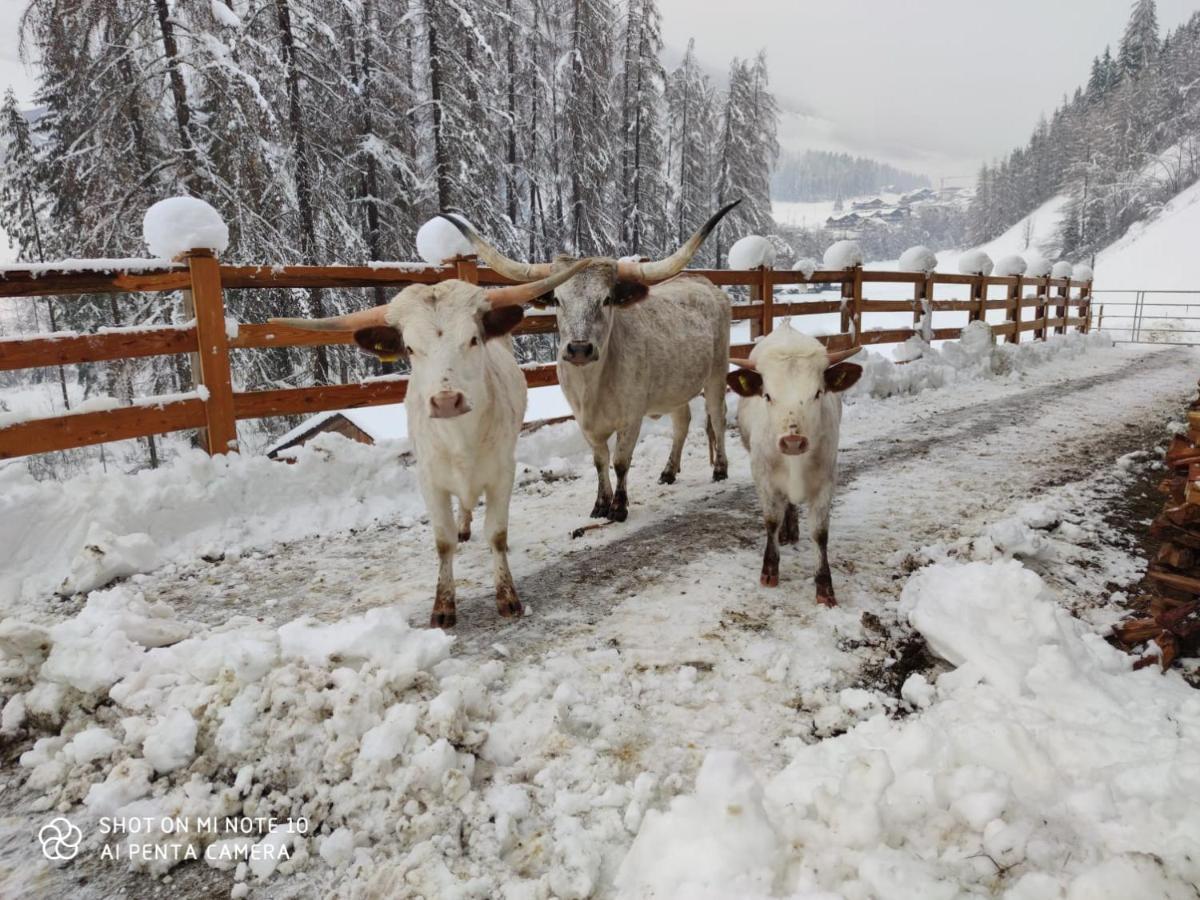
771,150 -> 929,203
965,0 -> 1200,259
0,0 -> 781,474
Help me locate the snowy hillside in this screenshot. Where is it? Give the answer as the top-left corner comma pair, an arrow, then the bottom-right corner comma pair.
1094,177 -> 1200,290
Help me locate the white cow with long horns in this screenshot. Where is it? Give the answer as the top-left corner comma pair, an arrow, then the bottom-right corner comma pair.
272,263 -> 590,628
726,325 -> 862,606
441,202 -> 739,523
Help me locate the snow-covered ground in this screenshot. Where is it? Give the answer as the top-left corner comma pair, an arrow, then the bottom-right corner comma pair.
3,334 -> 1200,899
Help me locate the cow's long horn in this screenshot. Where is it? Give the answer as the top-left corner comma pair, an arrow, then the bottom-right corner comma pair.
486,258 -> 593,308
618,198 -> 743,284
437,213 -> 552,282
827,346 -> 862,365
269,305 -> 390,332
729,357 -> 757,370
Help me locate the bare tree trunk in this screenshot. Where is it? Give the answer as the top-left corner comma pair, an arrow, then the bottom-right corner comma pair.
152,0 -> 201,193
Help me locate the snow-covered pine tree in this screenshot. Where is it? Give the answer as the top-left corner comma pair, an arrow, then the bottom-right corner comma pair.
665,39 -> 718,262
1119,0 -> 1160,79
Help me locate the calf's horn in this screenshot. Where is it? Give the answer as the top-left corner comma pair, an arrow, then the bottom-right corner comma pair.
827,346 -> 862,365
618,198 -> 743,284
486,258 -> 594,308
437,213 -> 552,282
269,306 -> 390,332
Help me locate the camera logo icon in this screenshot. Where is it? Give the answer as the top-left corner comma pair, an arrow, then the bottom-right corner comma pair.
39,817 -> 83,861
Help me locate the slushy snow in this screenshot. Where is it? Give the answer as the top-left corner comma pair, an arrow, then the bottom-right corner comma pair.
142,197 -> 229,259
727,235 -> 776,269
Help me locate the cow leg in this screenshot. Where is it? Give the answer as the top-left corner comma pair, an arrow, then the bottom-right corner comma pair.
658,404 -> 691,484
427,488 -> 457,628
759,491 -> 787,587
456,498 -> 474,542
485,475 -> 522,619
808,483 -> 837,607
610,421 -> 643,522
589,435 -> 614,518
780,503 -> 800,545
704,372 -> 728,481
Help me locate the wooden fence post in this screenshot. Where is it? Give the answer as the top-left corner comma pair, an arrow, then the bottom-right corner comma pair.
1034,276 -> 1048,341
1006,275 -> 1021,344
750,265 -> 773,339
185,249 -> 238,455
1055,280 -> 1069,335
1081,279 -> 1093,332
453,254 -> 479,285
840,265 -> 862,342
920,273 -> 934,342
969,275 -> 985,324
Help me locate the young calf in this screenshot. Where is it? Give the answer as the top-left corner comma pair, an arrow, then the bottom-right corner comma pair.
727,325 -> 862,606
272,262 -> 588,628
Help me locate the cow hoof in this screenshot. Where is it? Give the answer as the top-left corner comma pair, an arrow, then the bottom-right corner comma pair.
430,607 -> 457,629
609,505 -> 628,523
658,470 -> 676,485
712,466 -> 728,482
457,528 -> 471,542
760,571 -> 779,587
590,500 -> 611,518
815,592 -> 837,608
496,592 -> 523,619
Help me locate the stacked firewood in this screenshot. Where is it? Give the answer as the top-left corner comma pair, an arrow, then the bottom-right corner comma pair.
1112,386 -> 1200,670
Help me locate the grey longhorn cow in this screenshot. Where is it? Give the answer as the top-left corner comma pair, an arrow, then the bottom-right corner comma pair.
441,201 -> 740,522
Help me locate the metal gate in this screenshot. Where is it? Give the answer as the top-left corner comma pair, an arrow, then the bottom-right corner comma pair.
1094,289 -> 1200,345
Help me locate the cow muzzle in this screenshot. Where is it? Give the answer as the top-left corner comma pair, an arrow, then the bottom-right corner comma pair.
562,341 -> 598,366
429,390 -> 471,418
778,434 -> 809,455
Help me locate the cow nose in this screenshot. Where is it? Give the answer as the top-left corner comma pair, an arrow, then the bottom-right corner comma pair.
429,390 -> 470,418
778,434 -> 809,455
563,341 -> 596,365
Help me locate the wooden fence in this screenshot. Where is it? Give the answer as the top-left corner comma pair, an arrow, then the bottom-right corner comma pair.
0,253 -> 1093,461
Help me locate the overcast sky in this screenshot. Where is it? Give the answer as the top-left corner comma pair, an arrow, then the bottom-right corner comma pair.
2,1 -> 1198,182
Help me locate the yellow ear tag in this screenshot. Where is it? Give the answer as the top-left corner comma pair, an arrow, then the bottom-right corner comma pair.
374,343 -> 400,363
740,374 -> 751,391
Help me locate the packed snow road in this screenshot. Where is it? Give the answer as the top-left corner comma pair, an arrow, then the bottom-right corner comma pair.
4,337 -> 1200,899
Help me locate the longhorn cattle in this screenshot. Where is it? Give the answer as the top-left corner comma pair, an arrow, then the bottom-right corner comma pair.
727,325 -> 862,606
271,262 -> 590,628
441,202 -> 739,522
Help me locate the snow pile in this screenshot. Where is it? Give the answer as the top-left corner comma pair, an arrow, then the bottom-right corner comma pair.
0,434 -> 423,607
624,558 -> 1200,898
1073,263 -> 1094,282
957,249 -> 993,276
994,254 -> 1027,277
1051,260 -> 1075,279
209,0 -> 241,27
849,325 -> 1110,401
727,235 -> 775,269
416,216 -> 474,265
791,257 -> 818,278
142,197 -> 229,260
897,245 -> 937,274
823,240 -> 862,269
1025,252 -> 1052,277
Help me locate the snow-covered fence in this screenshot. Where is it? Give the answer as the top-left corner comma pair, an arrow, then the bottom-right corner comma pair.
0,255 -> 1093,461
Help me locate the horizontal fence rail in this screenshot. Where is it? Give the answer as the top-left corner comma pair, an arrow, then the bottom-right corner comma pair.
0,253 -> 1093,461
1093,289 -> 1200,345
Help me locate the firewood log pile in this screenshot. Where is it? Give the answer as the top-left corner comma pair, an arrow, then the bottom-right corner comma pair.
1111,385 -> 1200,671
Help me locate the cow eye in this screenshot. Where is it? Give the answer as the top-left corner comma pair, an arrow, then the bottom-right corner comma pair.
469,336 -> 480,347
814,389 -> 822,399
763,393 -> 772,403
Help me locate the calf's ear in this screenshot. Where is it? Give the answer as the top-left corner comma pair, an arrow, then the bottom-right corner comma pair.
726,368 -> 763,397
354,326 -> 406,362
608,280 -> 651,305
482,305 -> 525,339
824,362 -> 862,393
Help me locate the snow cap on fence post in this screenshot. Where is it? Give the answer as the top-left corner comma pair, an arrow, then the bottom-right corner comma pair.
1024,252 -> 1051,277
416,215 -> 476,265
1072,263 -> 1094,282
957,249 -> 993,276
1051,261 -> 1074,279
994,254 -> 1027,277
898,245 -> 937,274
727,235 -> 775,269
791,257 -> 818,279
823,240 -> 863,270
142,197 -> 229,260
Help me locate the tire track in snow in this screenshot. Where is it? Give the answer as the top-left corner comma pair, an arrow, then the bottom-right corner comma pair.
450,347 -> 1196,652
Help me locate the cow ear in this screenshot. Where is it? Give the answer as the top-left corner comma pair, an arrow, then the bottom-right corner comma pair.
529,291 -> 558,309
608,280 -> 650,305
824,362 -> 862,393
354,326 -> 405,362
726,368 -> 763,397
482,305 -> 524,339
